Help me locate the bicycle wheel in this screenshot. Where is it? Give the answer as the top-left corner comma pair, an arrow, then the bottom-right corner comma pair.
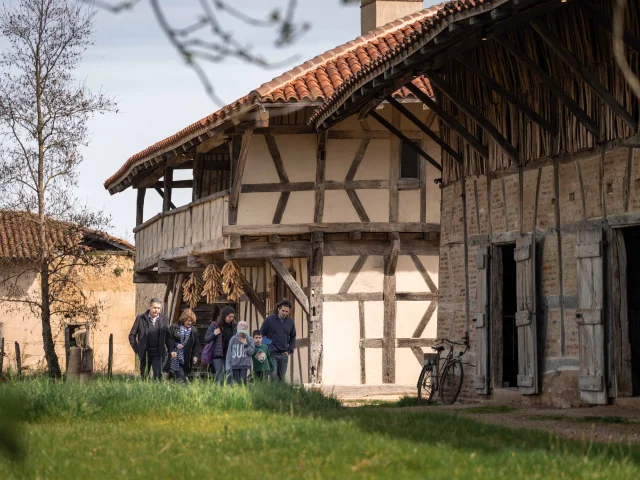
439,358 -> 464,405
417,365 -> 435,404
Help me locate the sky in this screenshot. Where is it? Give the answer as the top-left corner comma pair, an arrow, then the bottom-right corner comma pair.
61,0 -> 436,241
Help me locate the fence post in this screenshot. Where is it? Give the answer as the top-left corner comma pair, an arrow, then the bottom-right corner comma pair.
0,336 -> 4,377
108,333 -> 113,379
14,342 -> 21,378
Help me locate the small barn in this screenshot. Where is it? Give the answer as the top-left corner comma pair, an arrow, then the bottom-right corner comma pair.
104,0 -> 443,393
311,0 -> 640,406
0,211 -> 136,374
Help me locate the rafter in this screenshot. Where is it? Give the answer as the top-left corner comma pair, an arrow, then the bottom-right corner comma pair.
267,258 -> 310,314
577,0 -> 640,53
495,37 -> 601,139
530,19 -> 637,131
406,82 -> 489,160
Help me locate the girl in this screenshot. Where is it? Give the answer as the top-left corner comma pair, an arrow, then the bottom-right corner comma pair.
169,309 -> 201,383
204,306 -> 236,384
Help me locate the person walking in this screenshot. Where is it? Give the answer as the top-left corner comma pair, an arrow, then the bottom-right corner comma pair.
169,308 -> 201,383
260,299 -> 296,381
225,321 -> 254,385
128,298 -> 175,380
204,306 -> 236,383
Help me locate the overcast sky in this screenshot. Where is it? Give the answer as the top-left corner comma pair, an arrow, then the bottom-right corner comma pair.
66,0 -> 436,241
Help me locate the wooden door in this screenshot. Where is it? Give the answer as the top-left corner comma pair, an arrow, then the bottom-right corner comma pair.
515,234 -> 538,395
576,227 -> 607,404
474,246 -> 490,394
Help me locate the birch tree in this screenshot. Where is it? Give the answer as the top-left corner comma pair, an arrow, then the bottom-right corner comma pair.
0,0 -> 115,377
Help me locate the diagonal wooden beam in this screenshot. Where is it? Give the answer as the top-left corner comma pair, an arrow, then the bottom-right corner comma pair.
385,232 -> 400,276
426,72 -> 520,165
495,37 -> 601,139
410,254 -> 438,293
530,19 -> 637,131
370,111 -> 443,172
229,129 -> 254,210
406,82 -> 489,159
272,192 -> 290,224
412,301 -> 438,338
456,56 -> 557,134
241,274 -> 266,319
346,189 -> 370,222
267,258 -> 310,314
411,347 -> 425,365
154,187 -> 176,210
264,134 -> 290,183
345,139 -> 370,182
577,0 -> 640,53
339,255 -> 368,294
386,95 -> 461,163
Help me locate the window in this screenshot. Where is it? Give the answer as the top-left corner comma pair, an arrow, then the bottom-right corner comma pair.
401,140 -> 420,179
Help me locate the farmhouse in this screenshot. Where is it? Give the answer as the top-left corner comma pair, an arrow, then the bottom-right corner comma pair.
0,211 -> 136,374
104,0 -> 441,390
312,0 -> 640,406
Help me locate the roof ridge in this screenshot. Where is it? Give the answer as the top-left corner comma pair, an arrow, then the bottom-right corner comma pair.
250,7 -> 441,101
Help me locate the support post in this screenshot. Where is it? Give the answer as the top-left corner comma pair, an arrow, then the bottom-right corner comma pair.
136,188 -> 146,226
0,336 -> 4,377
108,333 -> 113,379
163,167 -> 174,212
229,129 -> 254,225
314,132 -> 328,223
193,153 -> 204,202
14,342 -> 21,378
309,232 -> 324,384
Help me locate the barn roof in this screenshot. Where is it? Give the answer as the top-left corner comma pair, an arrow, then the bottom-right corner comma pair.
0,211 -> 134,262
103,5 -> 443,194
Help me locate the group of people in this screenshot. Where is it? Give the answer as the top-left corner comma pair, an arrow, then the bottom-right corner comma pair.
128,297 -> 296,384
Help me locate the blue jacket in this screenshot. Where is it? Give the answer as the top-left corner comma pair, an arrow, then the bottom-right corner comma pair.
260,314 -> 296,354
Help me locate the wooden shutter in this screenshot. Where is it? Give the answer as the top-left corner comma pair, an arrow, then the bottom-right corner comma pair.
515,234 -> 538,395
474,246 -> 490,394
576,227 -> 607,404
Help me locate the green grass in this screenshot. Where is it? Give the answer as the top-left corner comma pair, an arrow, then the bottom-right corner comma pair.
1,378 -> 640,479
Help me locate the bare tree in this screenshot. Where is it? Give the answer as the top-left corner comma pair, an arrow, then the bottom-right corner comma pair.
0,0 -> 115,377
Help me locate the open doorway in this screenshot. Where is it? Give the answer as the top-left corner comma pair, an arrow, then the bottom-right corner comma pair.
501,244 -> 519,388
623,227 -> 640,395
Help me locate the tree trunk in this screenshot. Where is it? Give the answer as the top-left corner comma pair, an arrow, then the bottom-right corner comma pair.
40,266 -> 61,378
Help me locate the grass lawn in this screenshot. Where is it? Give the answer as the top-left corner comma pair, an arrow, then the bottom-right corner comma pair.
1,379 -> 639,479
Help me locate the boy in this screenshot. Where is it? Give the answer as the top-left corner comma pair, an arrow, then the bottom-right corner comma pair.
252,330 -> 275,380
225,321 -> 255,385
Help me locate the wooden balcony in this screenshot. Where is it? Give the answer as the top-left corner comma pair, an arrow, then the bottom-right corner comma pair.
134,191 -> 230,271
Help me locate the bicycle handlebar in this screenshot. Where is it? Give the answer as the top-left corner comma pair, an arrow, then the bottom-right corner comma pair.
434,337 -> 469,347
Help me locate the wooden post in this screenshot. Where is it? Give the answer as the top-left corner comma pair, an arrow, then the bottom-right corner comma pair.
383,233 -> 399,384
14,342 -> 21,378
108,333 -> 114,379
389,108 -> 401,222
314,132 -> 327,223
193,153 -> 204,202
163,166 -> 174,212
0,336 -> 4,377
309,232 -> 324,384
229,130 -> 254,225
136,188 -> 146,225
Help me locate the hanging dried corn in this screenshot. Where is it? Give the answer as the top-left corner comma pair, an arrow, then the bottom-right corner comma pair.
182,273 -> 202,309
221,261 -> 244,301
202,264 -> 224,304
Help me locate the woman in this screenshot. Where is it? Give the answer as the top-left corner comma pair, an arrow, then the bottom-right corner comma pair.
204,306 -> 236,384
169,309 -> 201,383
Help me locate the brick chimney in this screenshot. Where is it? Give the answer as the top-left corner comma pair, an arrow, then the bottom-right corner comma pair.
361,0 -> 424,35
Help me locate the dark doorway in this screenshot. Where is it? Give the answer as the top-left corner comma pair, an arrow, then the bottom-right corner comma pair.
623,227 -> 640,395
501,244 -> 519,388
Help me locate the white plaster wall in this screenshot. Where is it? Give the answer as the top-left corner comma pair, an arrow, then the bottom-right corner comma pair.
399,190 -> 421,222
323,190 -> 361,223
348,256 -> 384,293
237,192 -> 280,225
242,135 -> 280,184
356,190 -> 390,222
277,134 -> 317,182
354,139 -> 390,181
280,191 -> 315,224
323,301 -> 361,385
326,139 -> 360,181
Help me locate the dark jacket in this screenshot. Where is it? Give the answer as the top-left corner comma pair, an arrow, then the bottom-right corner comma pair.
170,324 -> 202,374
205,321 -> 236,358
129,311 -> 174,364
260,314 -> 296,355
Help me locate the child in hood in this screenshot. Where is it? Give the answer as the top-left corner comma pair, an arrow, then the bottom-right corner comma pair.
225,320 -> 255,385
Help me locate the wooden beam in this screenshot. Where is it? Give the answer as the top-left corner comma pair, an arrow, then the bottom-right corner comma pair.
267,258 -> 310,314
241,180 -> 392,193
577,0 -> 640,53
385,232 -> 400,276
192,153 -> 204,201
169,273 -> 186,325
162,167 -> 174,212
264,134 -> 289,183
223,222 -> 440,236
456,56 -> 556,134
386,96 -> 462,162
224,241 -> 311,260
405,82 -> 489,159
495,37 -> 601,139
426,72 -> 520,164
229,129 -> 254,223
151,180 -> 194,189
383,266 -> 397,383
370,111 -> 443,172
272,192 -> 290,224
339,255 -> 368,294
346,189 -> 370,222
314,132 -> 328,223
345,139 -> 370,182
154,187 -> 176,210
136,188 -> 146,226
242,274 -> 267,319
158,259 -> 204,274
309,233 -> 324,383
530,19 -> 637,131
133,272 -> 169,284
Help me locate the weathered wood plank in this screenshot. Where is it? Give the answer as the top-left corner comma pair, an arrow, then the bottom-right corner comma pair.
309,234 -> 324,383
229,129 -> 254,224
314,132 -> 328,224
267,258 -> 310,315
346,189 -> 370,222
359,301 -> 366,385
345,139 -> 370,182
223,222 -> 440,236
136,188 -> 146,226
515,234 -> 538,395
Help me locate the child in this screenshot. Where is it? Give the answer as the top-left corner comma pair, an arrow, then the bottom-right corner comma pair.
252,330 -> 275,380
225,321 -> 254,385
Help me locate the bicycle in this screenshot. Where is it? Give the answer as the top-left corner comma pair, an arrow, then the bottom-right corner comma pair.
417,333 -> 470,405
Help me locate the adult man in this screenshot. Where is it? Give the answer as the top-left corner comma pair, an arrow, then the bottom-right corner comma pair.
260,299 -> 296,381
129,298 -> 176,380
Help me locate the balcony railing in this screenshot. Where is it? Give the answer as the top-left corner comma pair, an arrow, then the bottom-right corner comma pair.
134,190 -> 229,270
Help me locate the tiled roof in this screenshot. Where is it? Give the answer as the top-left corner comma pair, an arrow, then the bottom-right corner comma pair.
104,7 -> 439,193
0,211 -> 134,262
310,0 -> 503,128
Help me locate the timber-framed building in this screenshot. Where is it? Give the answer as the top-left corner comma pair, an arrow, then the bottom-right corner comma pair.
105,0 -> 441,390
313,0 -> 640,406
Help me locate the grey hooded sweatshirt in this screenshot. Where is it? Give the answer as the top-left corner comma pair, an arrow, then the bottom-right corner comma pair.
225,335 -> 255,371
